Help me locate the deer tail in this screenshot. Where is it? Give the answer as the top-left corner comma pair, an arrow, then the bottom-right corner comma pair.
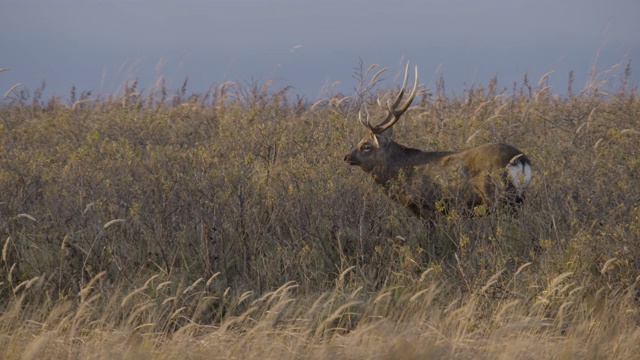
507,154 -> 532,202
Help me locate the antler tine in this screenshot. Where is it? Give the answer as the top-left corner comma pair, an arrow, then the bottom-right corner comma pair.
387,61 -> 411,110
392,64 -> 419,116
370,62 -> 420,135
358,109 -> 374,132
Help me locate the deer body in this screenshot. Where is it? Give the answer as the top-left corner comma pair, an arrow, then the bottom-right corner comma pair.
344,63 -> 532,221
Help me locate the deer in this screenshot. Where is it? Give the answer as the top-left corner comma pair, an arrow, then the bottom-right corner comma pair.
344,63 -> 532,223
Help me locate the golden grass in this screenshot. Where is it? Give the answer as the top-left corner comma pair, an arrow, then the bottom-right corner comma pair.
2,272 -> 639,359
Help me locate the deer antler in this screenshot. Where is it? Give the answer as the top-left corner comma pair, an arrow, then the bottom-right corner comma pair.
359,62 -> 420,135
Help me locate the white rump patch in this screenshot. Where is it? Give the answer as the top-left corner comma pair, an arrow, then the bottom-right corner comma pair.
507,154 -> 532,195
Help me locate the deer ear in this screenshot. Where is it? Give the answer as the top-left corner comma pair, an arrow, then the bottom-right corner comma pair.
371,134 -> 380,147
381,127 -> 393,138
374,134 -> 390,147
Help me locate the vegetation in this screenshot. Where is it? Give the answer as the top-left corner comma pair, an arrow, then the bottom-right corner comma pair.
1,63 -> 639,359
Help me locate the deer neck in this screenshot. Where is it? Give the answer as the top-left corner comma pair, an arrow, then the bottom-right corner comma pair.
370,142 -> 453,187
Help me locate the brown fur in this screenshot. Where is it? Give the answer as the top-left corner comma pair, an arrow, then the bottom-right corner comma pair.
344,133 -> 531,220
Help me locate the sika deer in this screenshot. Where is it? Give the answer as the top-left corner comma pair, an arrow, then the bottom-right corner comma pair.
344,63 -> 532,221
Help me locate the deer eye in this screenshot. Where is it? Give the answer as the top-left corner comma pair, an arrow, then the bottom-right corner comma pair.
361,144 -> 371,151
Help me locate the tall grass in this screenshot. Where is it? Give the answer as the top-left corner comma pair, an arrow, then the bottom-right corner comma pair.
1,63 -> 639,358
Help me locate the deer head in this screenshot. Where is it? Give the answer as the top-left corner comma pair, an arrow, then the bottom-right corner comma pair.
344,62 -> 421,175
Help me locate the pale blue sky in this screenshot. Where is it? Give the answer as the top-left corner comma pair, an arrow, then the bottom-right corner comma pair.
2,0 -> 639,101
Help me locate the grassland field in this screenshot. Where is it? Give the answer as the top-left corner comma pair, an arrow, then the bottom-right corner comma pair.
1,64 -> 640,359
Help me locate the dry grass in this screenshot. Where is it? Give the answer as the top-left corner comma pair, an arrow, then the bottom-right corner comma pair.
1,63 -> 639,359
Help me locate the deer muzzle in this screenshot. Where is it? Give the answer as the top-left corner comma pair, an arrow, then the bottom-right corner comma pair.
344,153 -> 358,166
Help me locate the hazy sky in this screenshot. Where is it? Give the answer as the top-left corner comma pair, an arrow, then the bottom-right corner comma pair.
2,0 -> 639,101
